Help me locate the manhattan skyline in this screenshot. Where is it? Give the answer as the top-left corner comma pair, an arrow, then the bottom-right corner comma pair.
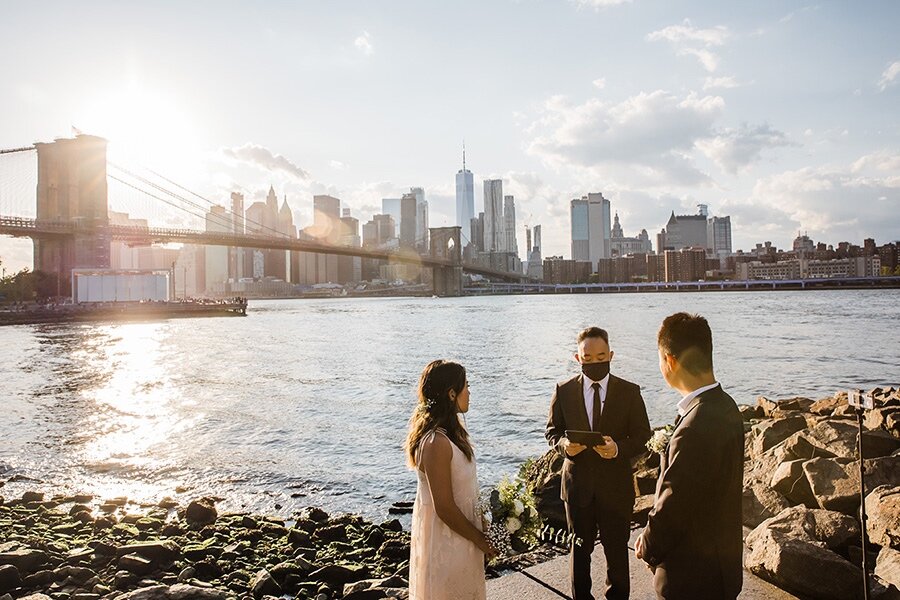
0,0 -> 898,273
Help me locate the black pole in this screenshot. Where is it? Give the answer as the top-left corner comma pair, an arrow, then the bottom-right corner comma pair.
857,406 -> 871,600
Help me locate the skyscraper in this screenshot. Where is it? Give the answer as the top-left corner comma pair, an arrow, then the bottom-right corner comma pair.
229,192 -> 245,281
410,187 -> 429,252
707,215 -> 732,257
455,145 -> 475,243
381,198 -> 402,236
503,195 -> 518,256
570,192 -> 611,264
313,195 -> 341,243
205,205 -> 230,286
483,179 -> 504,252
400,192 -> 418,249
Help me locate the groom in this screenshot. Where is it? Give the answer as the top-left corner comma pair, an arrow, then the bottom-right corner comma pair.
635,312 -> 744,599
546,327 -> 652,600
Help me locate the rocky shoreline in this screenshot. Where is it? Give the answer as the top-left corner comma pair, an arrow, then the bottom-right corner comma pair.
0,494 -> 412,600
523,386 -> 900,599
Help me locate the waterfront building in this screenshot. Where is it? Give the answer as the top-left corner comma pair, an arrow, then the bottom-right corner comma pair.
229,192 -> 245,281
793,232 -> 816,254
543,256 -> 592,285
381,198 -> 402,239
526,225 -> 544,280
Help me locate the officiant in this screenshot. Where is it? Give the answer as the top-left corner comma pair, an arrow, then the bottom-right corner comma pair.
545,326 -> 652,600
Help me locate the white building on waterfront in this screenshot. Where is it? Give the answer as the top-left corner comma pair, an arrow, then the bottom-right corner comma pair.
570,192 -> 611,264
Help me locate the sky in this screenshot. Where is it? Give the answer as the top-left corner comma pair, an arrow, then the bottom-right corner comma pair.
1,0 -> 898,272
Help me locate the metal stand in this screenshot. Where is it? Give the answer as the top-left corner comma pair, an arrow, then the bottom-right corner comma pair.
856,405 -> 871,600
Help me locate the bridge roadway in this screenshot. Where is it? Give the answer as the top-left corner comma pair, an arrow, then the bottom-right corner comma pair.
0,215 -> 529,282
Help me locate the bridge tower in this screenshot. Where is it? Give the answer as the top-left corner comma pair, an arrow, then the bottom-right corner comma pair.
33,135 -> 110,285
429,226 -> 463,297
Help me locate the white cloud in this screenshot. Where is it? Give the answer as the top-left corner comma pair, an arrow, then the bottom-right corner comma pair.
329,160 -> 348,170
354,31 -> 374,56
647,20 -> 730,46
592,77 -> 606,89
703,76 -> 742,91
220,143 -> 310,181
878,60 -> 900,91
526,89 -> 724,187
735,153 -> 900,245
696,124 -> 792,174
647,19 -> 731,72
572,0 -> 633,9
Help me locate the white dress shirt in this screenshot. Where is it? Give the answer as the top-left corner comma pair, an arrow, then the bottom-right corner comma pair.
582,372 -> 610,430
677,381 -> 721,417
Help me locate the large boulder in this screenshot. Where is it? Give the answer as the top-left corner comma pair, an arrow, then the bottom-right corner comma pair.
810,393 -> 849,416
117,584 -> 233,599
745,527 -> 863,600
770,459 -> 816,507
522,450 -> 566,531
745,506 -> 863,600
876,547 -> 900,590
185,498 -> 218,526
769,430 -> 837,464
867,485 -> 900,549
803,457 -> 860,514
743,452 -> 791,527
805,420 -> 861,459
751,416 -> 808,459
0,564 -> 20,594
0,548 -> 48,575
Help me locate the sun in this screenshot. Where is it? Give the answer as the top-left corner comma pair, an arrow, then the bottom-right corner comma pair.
75,84 -> 205,179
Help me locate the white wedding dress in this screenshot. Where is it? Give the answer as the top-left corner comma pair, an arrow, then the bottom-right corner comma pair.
409,428 -> 486,600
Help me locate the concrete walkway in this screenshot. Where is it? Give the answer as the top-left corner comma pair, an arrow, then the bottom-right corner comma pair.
487,529 -> 798,600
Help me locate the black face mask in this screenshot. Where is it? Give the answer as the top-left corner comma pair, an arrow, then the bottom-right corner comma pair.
581,361 -> 610,382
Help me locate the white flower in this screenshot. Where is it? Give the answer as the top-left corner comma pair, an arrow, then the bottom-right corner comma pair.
513,499 -> 524,516
646,425 -> 675,454
506,517 -> 522,533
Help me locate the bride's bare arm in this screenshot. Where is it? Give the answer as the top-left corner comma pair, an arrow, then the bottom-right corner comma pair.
420,433 -> 494,556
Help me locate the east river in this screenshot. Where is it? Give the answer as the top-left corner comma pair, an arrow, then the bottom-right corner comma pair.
1,290 -> 898,519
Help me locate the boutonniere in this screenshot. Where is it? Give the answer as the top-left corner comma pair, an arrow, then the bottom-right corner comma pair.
646,424 -> 675,455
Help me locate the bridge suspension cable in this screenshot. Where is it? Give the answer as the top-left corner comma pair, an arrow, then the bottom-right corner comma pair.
107,161 -> 291,241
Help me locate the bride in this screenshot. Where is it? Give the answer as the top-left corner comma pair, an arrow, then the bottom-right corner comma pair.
405,360 -> 496,600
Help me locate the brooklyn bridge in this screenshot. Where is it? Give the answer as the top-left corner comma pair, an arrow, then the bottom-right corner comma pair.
0,135 -> 531,297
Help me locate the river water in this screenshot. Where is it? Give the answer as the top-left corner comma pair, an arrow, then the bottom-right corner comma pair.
1,290 -> 898,519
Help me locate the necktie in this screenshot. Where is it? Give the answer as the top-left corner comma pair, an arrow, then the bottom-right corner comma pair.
592,383 -> 602,432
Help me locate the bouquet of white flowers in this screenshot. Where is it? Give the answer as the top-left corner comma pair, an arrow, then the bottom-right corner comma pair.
646,424 -> 675,454
479,475 -> 543,559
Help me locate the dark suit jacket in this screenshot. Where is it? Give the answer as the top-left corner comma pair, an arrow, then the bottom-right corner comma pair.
641,384 -> 744,600
545,373 -> 652,508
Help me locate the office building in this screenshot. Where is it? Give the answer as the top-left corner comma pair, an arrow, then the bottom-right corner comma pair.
503,195 -> 518,256
658,207 -> 708,251
610,212 -> 652,257
205,205 -> 230,287
707,215 -> 732,258
411,187 -> 429,252
400,192 -> 417,248
456,146 -> 475,242
570,192 -> 611,265
483,179 -> 504,252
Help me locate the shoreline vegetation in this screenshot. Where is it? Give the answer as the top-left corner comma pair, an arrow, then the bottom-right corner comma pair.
2,386 -> 899,599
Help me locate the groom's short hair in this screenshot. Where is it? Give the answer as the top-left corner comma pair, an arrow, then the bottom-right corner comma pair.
577,326 -> 609,345
658,313 -> 713,375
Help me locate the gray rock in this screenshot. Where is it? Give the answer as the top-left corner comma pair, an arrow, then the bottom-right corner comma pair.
743,479 -> 791,528
806,420 -> 861,458
751,416 -> 807,458
0,548 -> 47,574
116,541 -> 180,562
867,485 -> 900,549
770,459 -> 817,507
803,457 -> 859,514
746,505 -> 860,550
250,569 -> 281,599
769,430 -> 837,464
16,595 -> 53,600
745,526 -> 863,600
185,499 -> 217,526
118,553 -> 154,576
876,547 -> 900,590
116,584 -> 233,599
309,564 -> 370,587
0,564 -> 20,593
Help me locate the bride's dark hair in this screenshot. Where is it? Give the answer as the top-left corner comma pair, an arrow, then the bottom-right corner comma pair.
405,360 -> 474,468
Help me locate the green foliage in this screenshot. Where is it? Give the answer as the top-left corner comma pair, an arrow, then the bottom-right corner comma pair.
0,267 -> 61,302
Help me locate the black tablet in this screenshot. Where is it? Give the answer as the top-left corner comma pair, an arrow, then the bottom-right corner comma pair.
565,430 -> 607,446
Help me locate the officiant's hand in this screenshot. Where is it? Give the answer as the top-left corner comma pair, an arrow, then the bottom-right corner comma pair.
594,436 -> 618,459
561,438 -> 586,456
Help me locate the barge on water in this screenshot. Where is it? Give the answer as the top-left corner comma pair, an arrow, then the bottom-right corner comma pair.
0,298 -> 248,326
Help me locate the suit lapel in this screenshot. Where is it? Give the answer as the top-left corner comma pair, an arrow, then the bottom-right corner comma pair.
570,374 -> 591,431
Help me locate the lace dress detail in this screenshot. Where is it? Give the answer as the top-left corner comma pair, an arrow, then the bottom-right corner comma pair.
409,428 -> 485,600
